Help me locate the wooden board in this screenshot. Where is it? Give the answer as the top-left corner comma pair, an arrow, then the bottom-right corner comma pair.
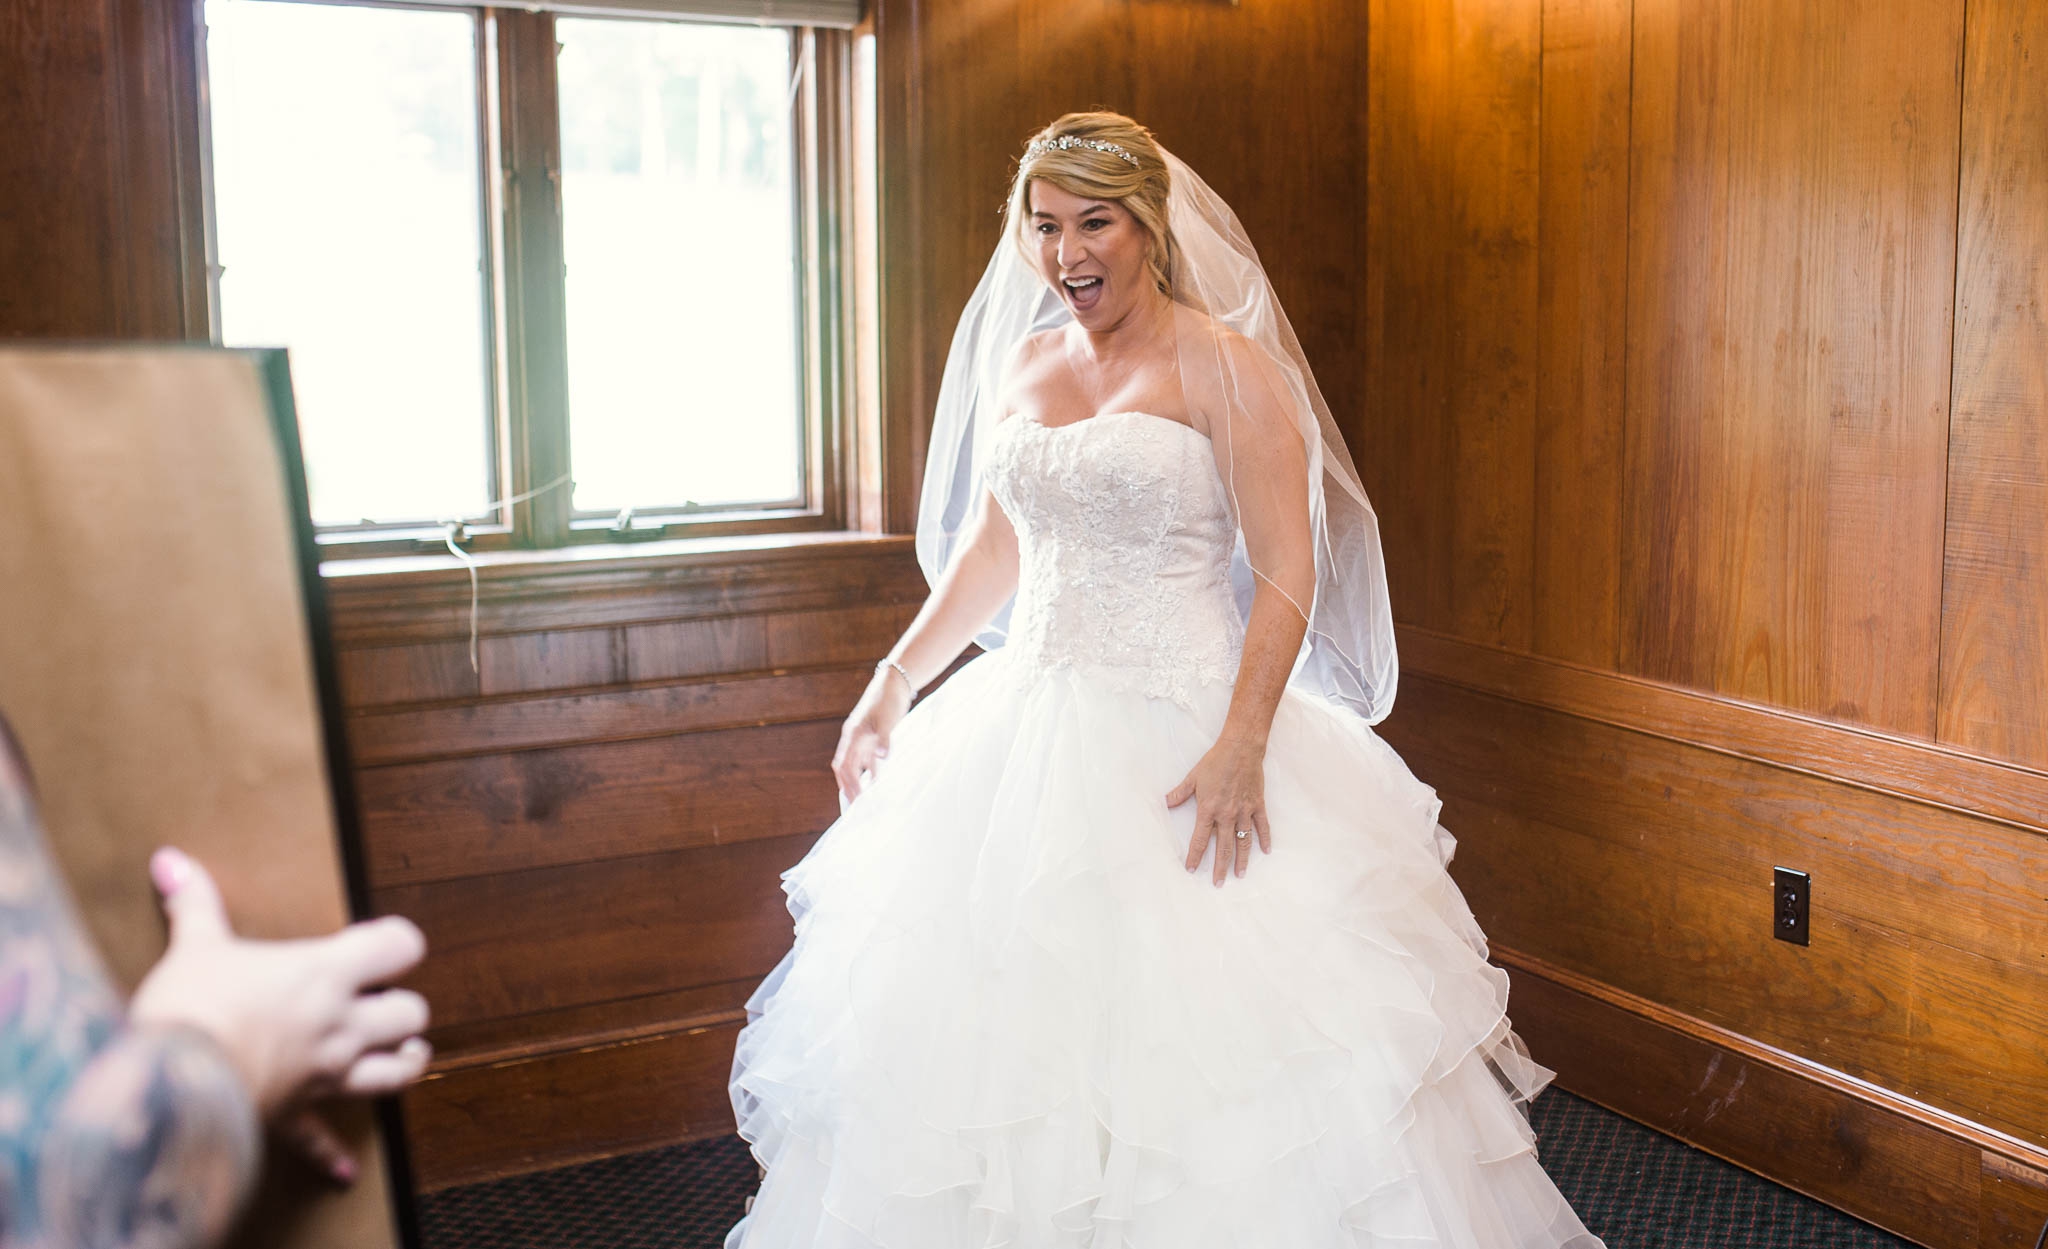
1619,0 -> 1961,735
1938,0 -> 2048,768
1365,0 -> 1542,644
0,345 -> 414,1248
374,833 -> 819,1030
1378,669 -> 2048,1150
1532,0 -> 1631,667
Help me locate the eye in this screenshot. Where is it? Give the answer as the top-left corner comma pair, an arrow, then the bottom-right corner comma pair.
1036,222 -> 1057,236
1083,217 -> 1110,231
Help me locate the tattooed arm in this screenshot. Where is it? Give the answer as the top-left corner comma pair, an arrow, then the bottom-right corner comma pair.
0,724 -> 432,1249
0,743 -> 259,1249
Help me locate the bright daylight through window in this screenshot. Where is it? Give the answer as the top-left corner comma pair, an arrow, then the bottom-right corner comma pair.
204,0 -> 834,547
558,19 -> 801,517
207,1 -> 491,529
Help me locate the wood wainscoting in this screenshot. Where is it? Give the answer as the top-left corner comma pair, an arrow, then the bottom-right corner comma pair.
1377,627 -> 2048,1247
326,535 -> 926,1190
1362,0 -> 2048,1242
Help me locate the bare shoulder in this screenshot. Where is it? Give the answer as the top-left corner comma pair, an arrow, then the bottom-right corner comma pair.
1006,326 -> 1066,376
1172,306 -> 1293,433
995,327 -> 1068,417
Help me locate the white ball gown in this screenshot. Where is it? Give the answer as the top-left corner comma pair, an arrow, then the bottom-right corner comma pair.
725,410 -> 1606,1248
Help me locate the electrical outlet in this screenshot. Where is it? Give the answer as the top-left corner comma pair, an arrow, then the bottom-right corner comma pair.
1773,867 -> 1810,946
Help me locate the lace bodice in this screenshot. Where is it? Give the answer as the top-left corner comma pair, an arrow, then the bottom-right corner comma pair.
984,411 -> 1245,707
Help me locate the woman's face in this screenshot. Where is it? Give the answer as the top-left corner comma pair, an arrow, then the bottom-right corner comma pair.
1026,179 -> 1154,331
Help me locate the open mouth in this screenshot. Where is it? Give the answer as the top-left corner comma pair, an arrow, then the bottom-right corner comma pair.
1063,276 -> 1104,312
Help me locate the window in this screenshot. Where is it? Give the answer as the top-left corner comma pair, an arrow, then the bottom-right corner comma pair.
201,0 -> 865,554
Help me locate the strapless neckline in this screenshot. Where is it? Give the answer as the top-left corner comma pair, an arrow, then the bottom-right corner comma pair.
1017,410 -> 1210,444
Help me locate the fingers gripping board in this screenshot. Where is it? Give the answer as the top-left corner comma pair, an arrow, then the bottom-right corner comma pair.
0,344 -> 419,1249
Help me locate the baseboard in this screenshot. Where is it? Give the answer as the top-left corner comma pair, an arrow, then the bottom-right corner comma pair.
1499,946 -> 2048,1249
403,1016 -> 745,1191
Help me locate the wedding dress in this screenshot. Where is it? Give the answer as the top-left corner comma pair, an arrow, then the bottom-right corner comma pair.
723,408 -> 1606,1248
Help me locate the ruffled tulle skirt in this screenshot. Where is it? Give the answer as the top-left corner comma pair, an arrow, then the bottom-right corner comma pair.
725,651 -> 1605,1248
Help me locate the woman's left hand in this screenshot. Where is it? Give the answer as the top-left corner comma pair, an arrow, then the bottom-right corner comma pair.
1165,735 -> 1272,886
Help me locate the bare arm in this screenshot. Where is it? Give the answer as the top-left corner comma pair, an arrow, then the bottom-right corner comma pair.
0,751 -> 259,1249
832,484 -> 1019,799
832,335 -> 1041,802
885,485 -> 1021,691
1167,333 -> 1316,884
1210,338 -> 1316,752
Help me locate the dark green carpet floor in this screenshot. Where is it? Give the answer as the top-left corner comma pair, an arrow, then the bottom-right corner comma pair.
416,1090 -> 1924,1248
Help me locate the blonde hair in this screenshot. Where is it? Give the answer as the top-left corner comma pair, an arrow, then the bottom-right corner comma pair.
1005,112 -> 1177,298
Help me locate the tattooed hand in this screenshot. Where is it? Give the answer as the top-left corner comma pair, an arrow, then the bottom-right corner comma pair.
0,727 -> 431,1249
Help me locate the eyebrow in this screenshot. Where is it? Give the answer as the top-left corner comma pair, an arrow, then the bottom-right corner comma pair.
1032,203 -> 1113,218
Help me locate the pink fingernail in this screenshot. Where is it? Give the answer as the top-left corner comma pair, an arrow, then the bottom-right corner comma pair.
333,1157 -> 357,1184
150,848 -> 191,894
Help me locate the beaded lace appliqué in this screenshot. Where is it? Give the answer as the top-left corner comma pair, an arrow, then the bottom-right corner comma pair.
985,413 -> 1245,709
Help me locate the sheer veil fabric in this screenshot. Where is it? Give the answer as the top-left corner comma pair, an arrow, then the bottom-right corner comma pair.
915,147 -> 1399,723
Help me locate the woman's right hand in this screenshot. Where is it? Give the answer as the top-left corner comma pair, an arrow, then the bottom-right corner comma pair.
128,847 -> 431,1123
832,668 -> 913,803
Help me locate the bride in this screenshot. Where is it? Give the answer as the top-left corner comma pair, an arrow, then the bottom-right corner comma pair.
724,112 -> 1605,1248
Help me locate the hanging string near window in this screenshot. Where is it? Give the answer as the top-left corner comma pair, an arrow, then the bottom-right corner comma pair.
439,472 -> 574,676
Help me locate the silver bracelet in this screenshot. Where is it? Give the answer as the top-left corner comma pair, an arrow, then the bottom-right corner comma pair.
876,656 -> 915,699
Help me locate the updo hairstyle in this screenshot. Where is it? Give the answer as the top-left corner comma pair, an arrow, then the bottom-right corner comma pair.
1004,111 -> 1178,299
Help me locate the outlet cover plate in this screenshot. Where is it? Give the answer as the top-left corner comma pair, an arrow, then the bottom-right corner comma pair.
1774,866 -> 1810,946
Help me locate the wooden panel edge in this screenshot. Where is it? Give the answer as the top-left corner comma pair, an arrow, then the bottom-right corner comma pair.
325,533 -> 924,647
346,663 -> 872,766
404,1019 -> 746,1192
1498,945 -> 2048,1173
1397,625 -> 2048,839
1500,944 -> 2046,1249
428,1006 -> 751,1076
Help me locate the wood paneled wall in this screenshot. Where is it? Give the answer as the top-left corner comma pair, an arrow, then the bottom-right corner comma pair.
327,538 -> 927,1188
0,0 -> 207,339
16,0 -> 2048,1234
1365,0 -> 2048,1242
875,0 -> 1371,511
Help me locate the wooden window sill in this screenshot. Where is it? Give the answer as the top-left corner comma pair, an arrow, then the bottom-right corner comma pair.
320,529 -> 925,648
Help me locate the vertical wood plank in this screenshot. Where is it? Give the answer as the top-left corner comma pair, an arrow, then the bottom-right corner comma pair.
1365,0 -> 1480,635
1532,0 -> 1632,667
1622,0 -> 1960,736
0,0 -> 203,339
1812,6 -> 1960,736
1446,0 -> 1541,651
1938,0 -> 2048,768
1616,0 -> 1719,687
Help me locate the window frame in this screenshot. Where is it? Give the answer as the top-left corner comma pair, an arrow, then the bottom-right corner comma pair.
197,0 -> 860,559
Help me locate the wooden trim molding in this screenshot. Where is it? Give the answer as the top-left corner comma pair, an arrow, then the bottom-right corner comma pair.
346,663 -> 870,766
322,531 -> 923,646
1394,625 -> 2048,840
403,1019 -> 746,1191
1502,946 -> 2048,1249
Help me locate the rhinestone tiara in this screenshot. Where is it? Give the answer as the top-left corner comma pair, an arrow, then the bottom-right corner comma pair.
1022,134 -> 1142,170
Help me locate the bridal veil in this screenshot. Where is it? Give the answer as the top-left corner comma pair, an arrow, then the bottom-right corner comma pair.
914,118 -> 1399,723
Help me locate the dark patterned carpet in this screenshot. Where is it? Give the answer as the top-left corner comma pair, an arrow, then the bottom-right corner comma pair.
417,1090 -> 1919,1248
